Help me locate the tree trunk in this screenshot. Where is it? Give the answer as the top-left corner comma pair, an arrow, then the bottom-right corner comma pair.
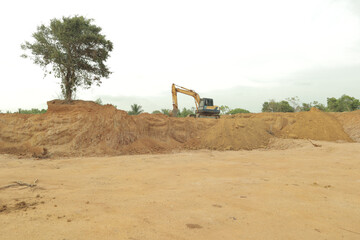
65,86 -> 72,103
64,70 -> 73,103
64,78 -> 72,103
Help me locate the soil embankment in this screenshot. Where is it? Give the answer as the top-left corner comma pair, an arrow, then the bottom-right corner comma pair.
0,100 -> 357,157
332,110 -> 360,142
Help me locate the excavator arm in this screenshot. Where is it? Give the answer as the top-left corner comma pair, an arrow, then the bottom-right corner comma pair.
172,84 -> 200,116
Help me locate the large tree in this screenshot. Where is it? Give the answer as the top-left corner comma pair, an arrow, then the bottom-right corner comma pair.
21,16 -> 113,102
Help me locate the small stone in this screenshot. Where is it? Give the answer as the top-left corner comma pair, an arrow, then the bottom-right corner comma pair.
186,224 -> 202,229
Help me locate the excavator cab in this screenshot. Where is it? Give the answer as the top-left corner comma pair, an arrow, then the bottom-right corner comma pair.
199,98 -> 213,108
198,98 -> 220,117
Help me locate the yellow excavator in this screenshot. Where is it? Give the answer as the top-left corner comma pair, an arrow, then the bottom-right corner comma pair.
171,83 -> 220,119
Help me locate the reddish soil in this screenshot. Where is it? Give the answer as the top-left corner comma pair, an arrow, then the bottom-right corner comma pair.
0,100 -> 358,157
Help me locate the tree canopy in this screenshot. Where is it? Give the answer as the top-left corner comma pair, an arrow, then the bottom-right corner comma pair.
301,101 -> 326,111
160,109 -> 171,116
227,108 -> 250,114
262,100 -> 294,112
327,95 -> 360,112
219,105 -> 230,115
177,107 -> 195,117
128,104 -> 144,115
261,95 -> 359,112
21,16 -> 113,102
219,105 -> 250,115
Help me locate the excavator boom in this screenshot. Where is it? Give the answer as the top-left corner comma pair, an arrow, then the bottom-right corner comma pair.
172,84 -> 201,116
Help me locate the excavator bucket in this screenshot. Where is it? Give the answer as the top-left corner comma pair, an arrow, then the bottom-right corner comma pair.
171,104 -> 179,117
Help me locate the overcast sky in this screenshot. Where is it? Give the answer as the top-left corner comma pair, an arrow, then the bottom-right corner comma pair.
1,0 -> 359,112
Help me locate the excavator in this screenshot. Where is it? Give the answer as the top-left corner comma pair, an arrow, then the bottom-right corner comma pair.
171,83 -> 220,119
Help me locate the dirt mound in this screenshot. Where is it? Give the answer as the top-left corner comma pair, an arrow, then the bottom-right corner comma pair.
0,100 -> 215,157
226,110 -> 353,142
332,110 -> 360,142
310,107 -> 322,112
278,111 -> 352,141
0,100 -> 357,157
186,118 -> 271,150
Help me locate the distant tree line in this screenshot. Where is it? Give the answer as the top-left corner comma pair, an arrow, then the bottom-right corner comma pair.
151,108 -> 194,117
17,108 -> 47,114
219,106 -> 250,115
2,95 -> 358,115
1,108 -> 47,114
149,94 -> 360,116
151,106 -> 250,117
262,95 -> 360,112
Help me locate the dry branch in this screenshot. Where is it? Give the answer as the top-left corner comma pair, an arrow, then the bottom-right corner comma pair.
307,139 -> 322,147
0,179 -> 38,190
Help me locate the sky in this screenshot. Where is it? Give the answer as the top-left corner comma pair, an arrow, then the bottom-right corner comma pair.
1,0 -> 359,113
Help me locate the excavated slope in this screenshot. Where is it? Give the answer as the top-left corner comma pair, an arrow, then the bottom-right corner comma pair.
0,100 -> 215,156
0,101 -> 356,157
224,107 -> 353,142
332,110 -> 360,142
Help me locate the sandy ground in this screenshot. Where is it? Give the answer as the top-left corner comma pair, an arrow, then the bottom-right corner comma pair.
0,141 -> 360,240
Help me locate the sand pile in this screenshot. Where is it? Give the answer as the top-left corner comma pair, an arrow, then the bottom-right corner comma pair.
333,110 -> 360,142
0,101 -> 357,157
0,100 -> 215,156
186,117 -> 272,150
277,108 -> 352,141
225,108 -> 353,142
